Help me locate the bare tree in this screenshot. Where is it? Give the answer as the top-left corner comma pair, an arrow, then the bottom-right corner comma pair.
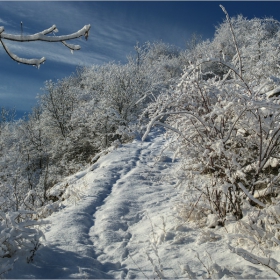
0,24 -> 91,67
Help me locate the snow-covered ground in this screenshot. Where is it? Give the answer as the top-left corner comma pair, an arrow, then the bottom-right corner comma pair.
6,129 -> 280,279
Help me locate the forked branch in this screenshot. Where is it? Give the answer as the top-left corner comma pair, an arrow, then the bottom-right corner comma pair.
0,24 -> 91,67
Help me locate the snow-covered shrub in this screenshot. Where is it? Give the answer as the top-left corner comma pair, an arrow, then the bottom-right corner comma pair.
143,6 -> 280,224
212,15 -> 280,85
226,201 -> 280,277
183,11 -> 280,86
0,209 -> 47,277
33,41 -> 186,188
144,70 -> 280,222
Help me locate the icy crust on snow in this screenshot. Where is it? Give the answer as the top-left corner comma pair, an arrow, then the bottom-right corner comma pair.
6,129 -> 280,279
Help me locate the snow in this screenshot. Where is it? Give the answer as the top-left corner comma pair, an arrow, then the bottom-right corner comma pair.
5,128 -> 280,279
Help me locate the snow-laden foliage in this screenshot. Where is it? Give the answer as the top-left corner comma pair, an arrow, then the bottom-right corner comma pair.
182,12 -> 280,86
143,9 -> 280,224
0,208 -> 47,277
141,8 -> 280,277
0,41 -> 186,214
145,74 -> 280,221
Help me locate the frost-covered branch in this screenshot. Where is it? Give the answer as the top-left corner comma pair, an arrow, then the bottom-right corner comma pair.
0,24 -> 90,42
61,41 -> 81,51
0,24 -> 90,67
0,38 -> 46,67
229,245 -> 280,277
142,110 -> 209,141
238,182 -> 265,207
220,5 -> 243,78
223,108 -> 247,143
181,57 -> 252,95
265,86 -> 280,98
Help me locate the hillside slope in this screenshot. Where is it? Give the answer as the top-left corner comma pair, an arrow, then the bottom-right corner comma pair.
6,129 -> 280,279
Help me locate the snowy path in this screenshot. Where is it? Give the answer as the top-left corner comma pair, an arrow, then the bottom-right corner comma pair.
7,129 -> 180,279
7,129 -> 280,279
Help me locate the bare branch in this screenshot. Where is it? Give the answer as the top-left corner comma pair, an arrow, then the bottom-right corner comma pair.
0,38 -> 45,67
0,24 -> 90,42
0,24 -> 91,67
220,5 -> 243,78
61,41 -> 81,51
238,182 -> 265,207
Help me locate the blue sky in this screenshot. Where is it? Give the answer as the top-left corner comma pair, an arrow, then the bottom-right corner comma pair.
1,1 -> 280,118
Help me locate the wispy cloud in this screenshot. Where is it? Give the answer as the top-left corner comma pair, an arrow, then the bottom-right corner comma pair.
0,17 -> 8,25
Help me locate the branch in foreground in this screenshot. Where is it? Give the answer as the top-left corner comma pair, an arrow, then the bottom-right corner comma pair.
0,24 -> 90,43
0,38 -> 46,67
0,24 -> 91,67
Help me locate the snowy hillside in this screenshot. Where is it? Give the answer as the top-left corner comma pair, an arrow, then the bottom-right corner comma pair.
5,128 -> 280,279
3,7 -> 280,279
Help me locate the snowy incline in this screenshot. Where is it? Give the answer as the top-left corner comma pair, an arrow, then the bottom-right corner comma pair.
7,129 -> 180,279
6,129 -> 280,279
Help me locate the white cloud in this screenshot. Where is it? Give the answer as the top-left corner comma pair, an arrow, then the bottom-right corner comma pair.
0,17 -> 8,25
